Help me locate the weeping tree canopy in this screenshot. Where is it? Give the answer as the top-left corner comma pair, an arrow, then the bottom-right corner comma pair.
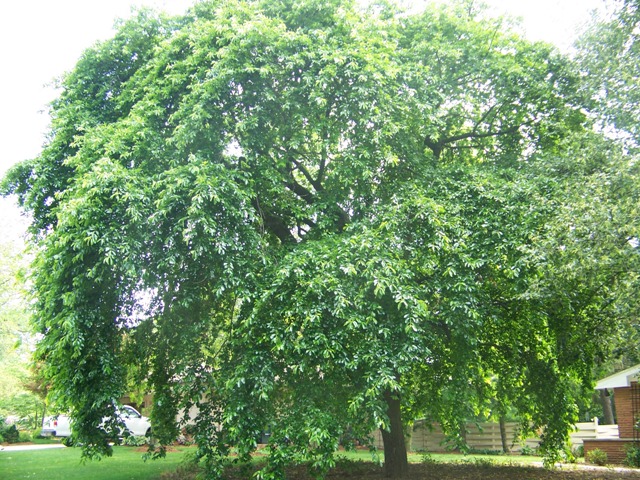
3,0 -> 638,478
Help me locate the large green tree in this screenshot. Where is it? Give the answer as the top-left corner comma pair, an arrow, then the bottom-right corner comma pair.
2,0 -> 637,477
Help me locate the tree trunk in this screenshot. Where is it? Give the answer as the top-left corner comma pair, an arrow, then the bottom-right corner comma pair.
499,415 -> 511,453
404,420 -> 413,453
600,389 -> 615,425
381,391 -> 409,479
40,404 -> 47,430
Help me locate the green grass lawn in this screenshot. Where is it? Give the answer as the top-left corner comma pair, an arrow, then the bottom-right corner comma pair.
0,445 -> 194,480
1,444 -> 550,480
336,448 -> 544,466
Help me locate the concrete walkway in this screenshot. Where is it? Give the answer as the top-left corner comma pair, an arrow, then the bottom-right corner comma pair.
530,461 -> 640,475
1,443 -> 66,452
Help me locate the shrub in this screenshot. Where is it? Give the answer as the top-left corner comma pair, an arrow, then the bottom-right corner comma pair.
176,433 -> 194,446
625,444 -> 640,468
520,445 -> 537,456
18,431 -> 33,443
420,452 -> 436,464
468,448 -> 503,455
586,448 -> 608,466
62,436 -> 75,447
0,422 -> 20,444
561,445 -> 577,464
468,457 -> 498,468
123,435 -> 147,446
573,445 -> 584,458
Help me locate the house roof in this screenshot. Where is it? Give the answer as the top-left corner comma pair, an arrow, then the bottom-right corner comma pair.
595,364 -> 640,390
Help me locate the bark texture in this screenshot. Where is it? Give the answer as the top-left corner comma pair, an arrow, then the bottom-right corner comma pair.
381,390 -> 409,479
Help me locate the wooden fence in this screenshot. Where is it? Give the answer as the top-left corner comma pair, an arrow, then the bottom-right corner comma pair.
571,418 -> 618,447
371,418 -> 620,453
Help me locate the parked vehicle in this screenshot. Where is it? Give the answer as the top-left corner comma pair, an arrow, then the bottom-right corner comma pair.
41,414 -> 71,437
42,405 -> 151,438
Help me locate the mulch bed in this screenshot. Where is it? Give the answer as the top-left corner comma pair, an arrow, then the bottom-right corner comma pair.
221,462 -> 640,480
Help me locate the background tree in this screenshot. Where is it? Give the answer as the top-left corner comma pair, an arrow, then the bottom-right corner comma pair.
524,130 -> 639,425
577,0 -> 640,146
0,231 -> 45,429
2,0 -> 637,478
574,0 -> 640,426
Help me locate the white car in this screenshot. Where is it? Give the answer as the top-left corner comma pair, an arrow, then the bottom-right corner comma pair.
42,405 -> 152,438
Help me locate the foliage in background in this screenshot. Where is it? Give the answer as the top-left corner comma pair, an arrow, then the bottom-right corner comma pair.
0,230 -> 45,429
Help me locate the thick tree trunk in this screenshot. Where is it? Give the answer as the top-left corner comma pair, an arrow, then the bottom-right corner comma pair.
499,415 -> 511,453
600,389 -> 615,425
381,391 -> 409,479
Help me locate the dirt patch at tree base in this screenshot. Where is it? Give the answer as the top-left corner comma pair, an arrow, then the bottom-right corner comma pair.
386,463 -> 639,480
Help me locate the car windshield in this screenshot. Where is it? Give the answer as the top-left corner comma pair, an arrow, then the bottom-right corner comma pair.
120,406 -> 141,418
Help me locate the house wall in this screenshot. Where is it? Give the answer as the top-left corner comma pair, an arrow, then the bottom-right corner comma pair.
583,439 -> 635,465
581,382 -> 639,465
613,382 -> 638,439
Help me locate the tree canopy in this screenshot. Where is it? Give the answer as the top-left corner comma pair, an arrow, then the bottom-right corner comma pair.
577,0 -> 640,146
2,0 -> 638,478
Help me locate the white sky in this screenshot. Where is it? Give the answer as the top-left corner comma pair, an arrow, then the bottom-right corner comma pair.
0,0 -> 604,242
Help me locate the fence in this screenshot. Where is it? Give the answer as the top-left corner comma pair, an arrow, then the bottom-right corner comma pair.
371,418 -> 619,453
571,418 -> 618,447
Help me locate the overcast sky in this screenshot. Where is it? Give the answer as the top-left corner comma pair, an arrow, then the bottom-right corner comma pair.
0,0 -> 604,242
